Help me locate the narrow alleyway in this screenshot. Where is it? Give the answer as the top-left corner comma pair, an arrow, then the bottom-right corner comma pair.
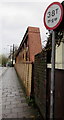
2,67 -> 38,119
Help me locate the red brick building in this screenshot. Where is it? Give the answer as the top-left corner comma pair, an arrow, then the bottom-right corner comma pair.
16,26 -> 42,63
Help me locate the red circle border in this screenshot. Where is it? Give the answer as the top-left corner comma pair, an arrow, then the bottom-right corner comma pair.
44,2 -> 63,30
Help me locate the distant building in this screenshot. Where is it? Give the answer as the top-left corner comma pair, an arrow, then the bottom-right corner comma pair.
15,26 -> 42,63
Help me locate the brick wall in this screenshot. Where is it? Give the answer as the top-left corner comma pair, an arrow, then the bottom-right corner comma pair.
15,27 -> 42,63
34,50 -> 47,119
28,27 -> 42,62
15,62 -> 32,97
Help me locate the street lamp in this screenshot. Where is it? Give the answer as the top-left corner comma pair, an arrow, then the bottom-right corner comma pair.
7,45 -> 13,66
7,44 -> 18,66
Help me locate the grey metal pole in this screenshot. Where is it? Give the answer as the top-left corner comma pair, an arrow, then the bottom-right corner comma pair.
50,30 -> 55,119
12,44 -> 14,66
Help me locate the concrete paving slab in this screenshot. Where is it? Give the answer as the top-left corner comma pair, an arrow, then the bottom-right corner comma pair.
2,67 -> 38,119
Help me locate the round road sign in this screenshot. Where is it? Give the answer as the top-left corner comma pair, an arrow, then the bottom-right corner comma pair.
44,2 -> 63,30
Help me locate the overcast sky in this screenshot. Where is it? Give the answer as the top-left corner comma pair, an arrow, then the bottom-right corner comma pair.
0,0 -> 63,56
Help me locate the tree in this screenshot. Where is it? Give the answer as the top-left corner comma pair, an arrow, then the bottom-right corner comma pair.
0,54 -> 8,66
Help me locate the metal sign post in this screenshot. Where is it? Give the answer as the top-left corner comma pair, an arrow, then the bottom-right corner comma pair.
50,30 -> 55,119
43,2 -> 63,119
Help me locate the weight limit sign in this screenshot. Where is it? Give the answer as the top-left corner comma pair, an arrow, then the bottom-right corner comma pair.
44,2 -> 63,30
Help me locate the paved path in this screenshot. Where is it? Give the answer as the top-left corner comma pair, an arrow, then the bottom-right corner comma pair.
0,72 -> 2,120
0,67 -> 8,120
2,67 -> 37,119
0,67 -> 7,77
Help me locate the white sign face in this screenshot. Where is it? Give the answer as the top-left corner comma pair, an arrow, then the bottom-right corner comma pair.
44,2 -> 63,30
